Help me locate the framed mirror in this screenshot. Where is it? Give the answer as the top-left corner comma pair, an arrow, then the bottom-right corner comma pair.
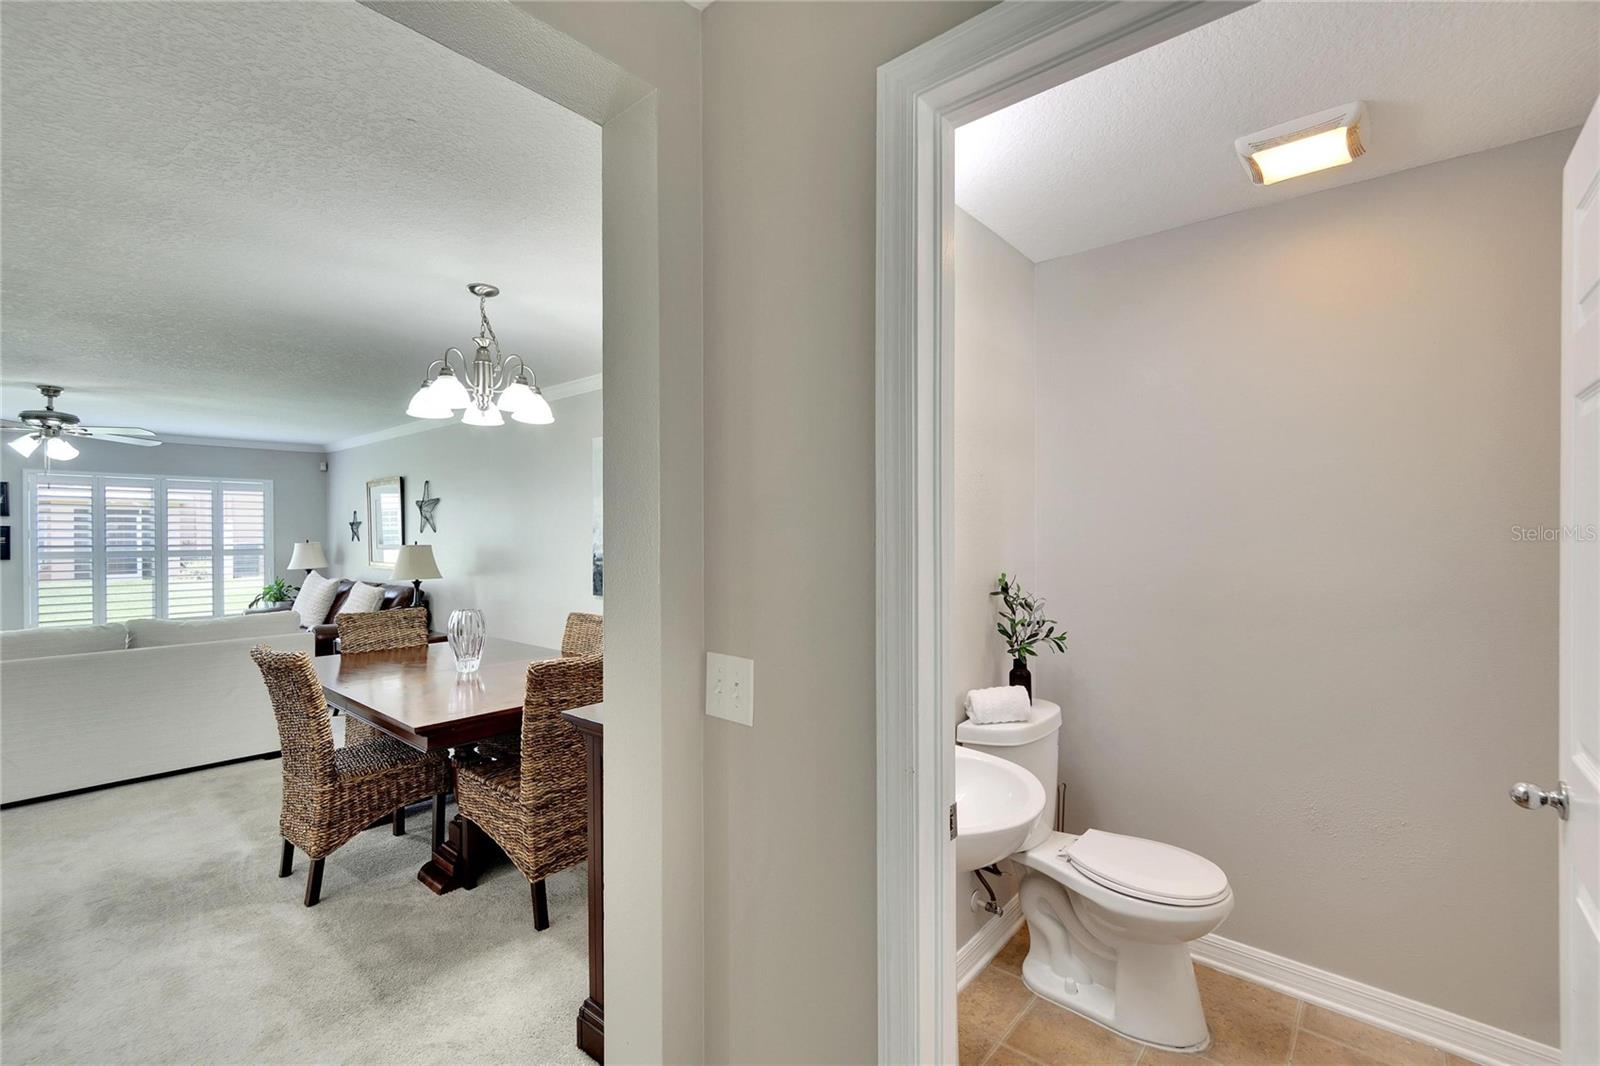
366,476 -> 405,569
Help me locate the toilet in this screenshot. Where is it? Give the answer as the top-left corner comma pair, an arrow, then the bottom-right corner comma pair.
958,700 -> 1232,1053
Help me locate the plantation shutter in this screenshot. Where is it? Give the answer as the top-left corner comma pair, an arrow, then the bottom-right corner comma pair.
221,485 -> 268,614
104,479 -> 157,622
30,474 -> 96,627
164,481 -> 215,618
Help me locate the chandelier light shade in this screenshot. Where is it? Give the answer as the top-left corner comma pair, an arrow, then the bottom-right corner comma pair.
9,434 -> 41,458
45,436 -> 78,461
461,403 -> 505,427
511,390 -> 555,425
405,283 -> 555,428
406,381 -> 453,419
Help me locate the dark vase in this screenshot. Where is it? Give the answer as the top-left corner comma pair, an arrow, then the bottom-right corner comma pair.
1009,657 -> 1032,701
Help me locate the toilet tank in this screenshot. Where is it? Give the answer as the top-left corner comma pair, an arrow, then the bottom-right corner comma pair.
955,699 -> 1061,852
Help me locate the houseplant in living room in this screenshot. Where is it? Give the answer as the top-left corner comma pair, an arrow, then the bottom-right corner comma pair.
247,577 -> 299,611
991,571 -> 1067,699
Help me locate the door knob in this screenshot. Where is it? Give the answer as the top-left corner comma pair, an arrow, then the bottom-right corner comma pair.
1509,781 -> 1569,820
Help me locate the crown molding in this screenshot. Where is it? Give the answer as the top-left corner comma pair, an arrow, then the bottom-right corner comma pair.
156,434 -> 327,453
324,373 -> 602,453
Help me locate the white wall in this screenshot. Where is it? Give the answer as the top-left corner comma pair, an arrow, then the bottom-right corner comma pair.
323,388 -> 601,649
700,4 -> 990,1061
0,437 -> 327,630
1029,130 -> 1571,1043
953,208 -> 1035,947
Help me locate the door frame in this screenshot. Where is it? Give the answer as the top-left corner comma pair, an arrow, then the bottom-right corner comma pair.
873,3 -> 1248,1061
362,4 -> 704,1060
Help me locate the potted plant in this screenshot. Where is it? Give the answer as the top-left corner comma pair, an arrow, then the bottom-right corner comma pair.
990,571 -> 1067,699
248,577 -> 299,610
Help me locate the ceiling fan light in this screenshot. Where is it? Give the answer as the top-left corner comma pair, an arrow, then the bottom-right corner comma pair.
462,403 -> 504,427
9,433 -> 41,458
496,380 -> 535,414
510,389 -> 555,426
45,436 -> 79,461
406,383 -> 453,419
430,368 -> 471,410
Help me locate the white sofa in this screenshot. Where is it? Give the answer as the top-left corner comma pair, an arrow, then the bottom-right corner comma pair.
0,613 -> 314,805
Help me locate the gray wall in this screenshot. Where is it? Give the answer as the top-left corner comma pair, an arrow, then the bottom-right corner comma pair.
0,437 -> 328,630
953,208 -> 1034,947
322,388 -> 601,650
1030,131 -> 1570,1042
700,3 -> 990,1061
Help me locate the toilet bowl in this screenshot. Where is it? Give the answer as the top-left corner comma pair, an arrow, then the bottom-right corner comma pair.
957,701 -> 1232,1053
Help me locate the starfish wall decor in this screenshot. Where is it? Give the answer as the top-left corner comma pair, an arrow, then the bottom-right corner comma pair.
349,510 -> 362,542
417,480 -> 440,533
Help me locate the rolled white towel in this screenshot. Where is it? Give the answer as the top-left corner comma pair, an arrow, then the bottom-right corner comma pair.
964,685 -> 1032,724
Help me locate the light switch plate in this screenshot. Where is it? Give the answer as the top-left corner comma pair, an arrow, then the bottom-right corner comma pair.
705,652 -> 755,726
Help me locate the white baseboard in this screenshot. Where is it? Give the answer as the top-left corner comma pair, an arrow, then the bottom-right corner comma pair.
955,897 -> 1024,992
1192,935 -> 1559,1066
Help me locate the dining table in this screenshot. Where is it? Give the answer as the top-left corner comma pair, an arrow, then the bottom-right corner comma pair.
311,635 -> 556,893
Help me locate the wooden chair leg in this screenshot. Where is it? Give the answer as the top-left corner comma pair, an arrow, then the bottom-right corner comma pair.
431,793 -> 447,850
392,804 -> 406,836
531,878 -> 550,931
304,857 -> 325,907
279,839 -> 294,878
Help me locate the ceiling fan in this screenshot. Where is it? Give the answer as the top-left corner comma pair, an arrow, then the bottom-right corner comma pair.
3,384 -> 161,462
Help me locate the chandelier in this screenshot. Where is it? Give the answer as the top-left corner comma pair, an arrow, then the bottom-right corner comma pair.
405,283 -> 554,426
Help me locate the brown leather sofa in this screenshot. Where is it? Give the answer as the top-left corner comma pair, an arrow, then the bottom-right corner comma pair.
305,580 -> 428,656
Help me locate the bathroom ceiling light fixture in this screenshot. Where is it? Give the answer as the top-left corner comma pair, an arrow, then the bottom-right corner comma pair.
405,283 -> 556,427
1236,102 -> 1366,186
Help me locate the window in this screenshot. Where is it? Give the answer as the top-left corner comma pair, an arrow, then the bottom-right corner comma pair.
24,472 -> 273,627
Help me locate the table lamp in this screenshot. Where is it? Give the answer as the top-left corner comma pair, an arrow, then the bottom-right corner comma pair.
287,540 -> 328,578
393,543 -> 442,606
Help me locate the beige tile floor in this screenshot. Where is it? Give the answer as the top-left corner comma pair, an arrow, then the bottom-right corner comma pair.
962,926 -> 1476,1066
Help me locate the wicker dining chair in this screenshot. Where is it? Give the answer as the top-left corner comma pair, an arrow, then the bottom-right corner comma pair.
250,644 -> 452,906
336,608 -> 429,753
473,612 -> 603,763
454,652 -> 602,930
560,612 -> 603,658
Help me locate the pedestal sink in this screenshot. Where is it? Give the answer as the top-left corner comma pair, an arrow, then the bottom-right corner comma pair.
954,746 -> 1046,871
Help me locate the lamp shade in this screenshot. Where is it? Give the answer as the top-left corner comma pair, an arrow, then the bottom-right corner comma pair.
430,369 -> 471,410
287,540 -> 329,570
510,389 -> 555,425
406,383 -> 453,419
392,543 -> 442,581
461,403 -> 505,427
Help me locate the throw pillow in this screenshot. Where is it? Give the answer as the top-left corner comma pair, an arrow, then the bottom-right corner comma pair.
292,571 -> 340,629
337,581 -> 385,616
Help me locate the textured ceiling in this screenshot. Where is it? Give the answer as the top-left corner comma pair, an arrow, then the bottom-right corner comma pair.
1,1 -> 599,446
955,1 -> 1600,263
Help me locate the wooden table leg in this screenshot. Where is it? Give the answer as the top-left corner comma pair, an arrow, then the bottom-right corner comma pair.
418,812 -> 484,893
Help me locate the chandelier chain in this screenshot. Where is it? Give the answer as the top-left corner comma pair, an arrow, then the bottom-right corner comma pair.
478,296 -> 502,362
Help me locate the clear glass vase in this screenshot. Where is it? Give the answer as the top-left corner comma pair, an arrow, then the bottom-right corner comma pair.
448,608 -> 486,673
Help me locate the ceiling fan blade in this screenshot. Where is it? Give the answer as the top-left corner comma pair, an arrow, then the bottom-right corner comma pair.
77,426 -> 156,437
2,419 -> 34,430
87,433 -> 162,447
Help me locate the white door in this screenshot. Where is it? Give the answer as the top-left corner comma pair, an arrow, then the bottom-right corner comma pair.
1549,95 -> 1600,1066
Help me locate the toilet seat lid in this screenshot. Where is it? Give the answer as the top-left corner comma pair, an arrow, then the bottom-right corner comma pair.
1063,830 -> 1229,906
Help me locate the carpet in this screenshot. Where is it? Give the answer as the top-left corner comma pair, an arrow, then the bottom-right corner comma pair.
0,757 -> 590,1065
